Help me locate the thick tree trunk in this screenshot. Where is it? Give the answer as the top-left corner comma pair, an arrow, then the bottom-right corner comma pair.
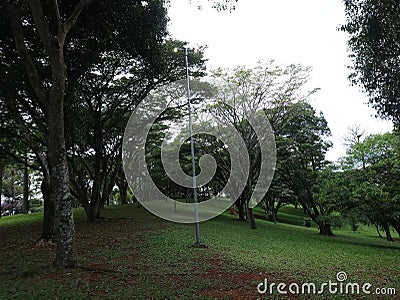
5,0 -> 93,268
318,222 -> 334,236
120,187 -> 128,204
248,206 -> 257,229
40,177 -> 55,241
48,94 -> 76,268
87,201 -> 101,222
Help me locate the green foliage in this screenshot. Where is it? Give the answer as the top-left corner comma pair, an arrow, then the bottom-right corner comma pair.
204,62 -> 317,225
341,0 -> 400,125
271,102 -> 333,233
321,132 -> 400,240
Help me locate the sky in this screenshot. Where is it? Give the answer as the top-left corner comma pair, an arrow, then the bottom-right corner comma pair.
167,0 -> 393,162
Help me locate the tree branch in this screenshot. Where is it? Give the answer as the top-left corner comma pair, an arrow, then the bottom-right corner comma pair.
28,0 -> 55,52
2,2 -> 48,106
53,0 -> 62,28
63,0 -> 97,37
3,91 -> 49,176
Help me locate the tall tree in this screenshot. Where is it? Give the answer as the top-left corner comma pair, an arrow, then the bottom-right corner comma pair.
0,0 -> 185,266
273,102 -> 333,235
343,132 -> 400,240
341,0 -> 400,126
0,0 -> 151,267
206,62 -> 315,229
67,42 -> 205,221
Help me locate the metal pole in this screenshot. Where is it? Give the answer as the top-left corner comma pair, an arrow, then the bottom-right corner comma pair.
184,47 -> 202,246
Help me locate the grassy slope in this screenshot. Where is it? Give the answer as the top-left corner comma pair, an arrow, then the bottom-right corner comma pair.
0,205 -> 399,299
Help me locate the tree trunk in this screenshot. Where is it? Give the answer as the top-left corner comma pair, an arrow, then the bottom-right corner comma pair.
318,222 -> 334,236
389,220 -> 400,237
48,93 -> 76,268
22,154 -> 29,214
120,187 -> 128,204
117,177 -> 128,205
236,199 -> 245,222
4,0 -> 93,268
374,223 -> 383,238
87,201 -> 100,222
383,224 -> 394,242
271,210 -> 278,223
40,177 -> 55,241
11,168 -> 15,215
248,206 -> 257,229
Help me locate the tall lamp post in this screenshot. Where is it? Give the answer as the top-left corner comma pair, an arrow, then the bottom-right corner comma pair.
174,46 -> 204,248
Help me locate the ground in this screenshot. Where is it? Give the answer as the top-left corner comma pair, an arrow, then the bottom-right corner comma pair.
0,205 -> 399,299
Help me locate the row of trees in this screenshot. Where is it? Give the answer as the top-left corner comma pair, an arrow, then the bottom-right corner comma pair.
147,61 -> 399,238
145,62 -> 337,235
0,0 -> 209,267
319,132 -> 400,241
338,0 -> 400,240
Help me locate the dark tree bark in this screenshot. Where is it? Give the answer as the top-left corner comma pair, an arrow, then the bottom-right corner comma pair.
116,167 -> 129,205
236,198 -> 245,222
22,153 -> 29,214
10,168 -> 15,214
374,223 -> 383,238
383,223 -> 394,242
248,206 -> 257,229
318,222 -> 334,236
40,176 -> 55,241
119,184 -> 128,205
48,98 -> 76,267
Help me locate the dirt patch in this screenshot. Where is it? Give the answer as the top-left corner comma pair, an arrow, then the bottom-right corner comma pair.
202,255 -> 301,299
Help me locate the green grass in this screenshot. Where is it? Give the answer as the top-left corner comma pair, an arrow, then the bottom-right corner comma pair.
0,212 -> 43,227
0,204 -> 399,299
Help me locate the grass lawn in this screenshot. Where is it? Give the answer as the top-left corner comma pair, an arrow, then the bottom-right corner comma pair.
0,204 -> 399,299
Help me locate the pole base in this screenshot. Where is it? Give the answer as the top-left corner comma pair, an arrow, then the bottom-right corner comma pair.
192,242 -> 207,248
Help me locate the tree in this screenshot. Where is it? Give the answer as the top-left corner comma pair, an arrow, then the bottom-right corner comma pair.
190,0 -> 238,11
0,0 -> 106,267
261,173 -> 294,223
66,41 -> 205,221
320,132 -> 400,241
0,0 -> 189,266
0,102 -> 35,216
273,102 -> 333,235
205,62 -> 315,229
343,132 -> 400,240
341,0 -> 400,126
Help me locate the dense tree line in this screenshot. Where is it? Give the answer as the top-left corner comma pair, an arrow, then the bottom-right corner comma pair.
0,0 -> 205,267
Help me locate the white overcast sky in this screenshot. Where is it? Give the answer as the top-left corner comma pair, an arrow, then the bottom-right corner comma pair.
167,0 -> 393,161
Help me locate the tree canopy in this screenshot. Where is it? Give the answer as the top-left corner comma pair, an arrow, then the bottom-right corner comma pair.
341,0 -> 400,126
